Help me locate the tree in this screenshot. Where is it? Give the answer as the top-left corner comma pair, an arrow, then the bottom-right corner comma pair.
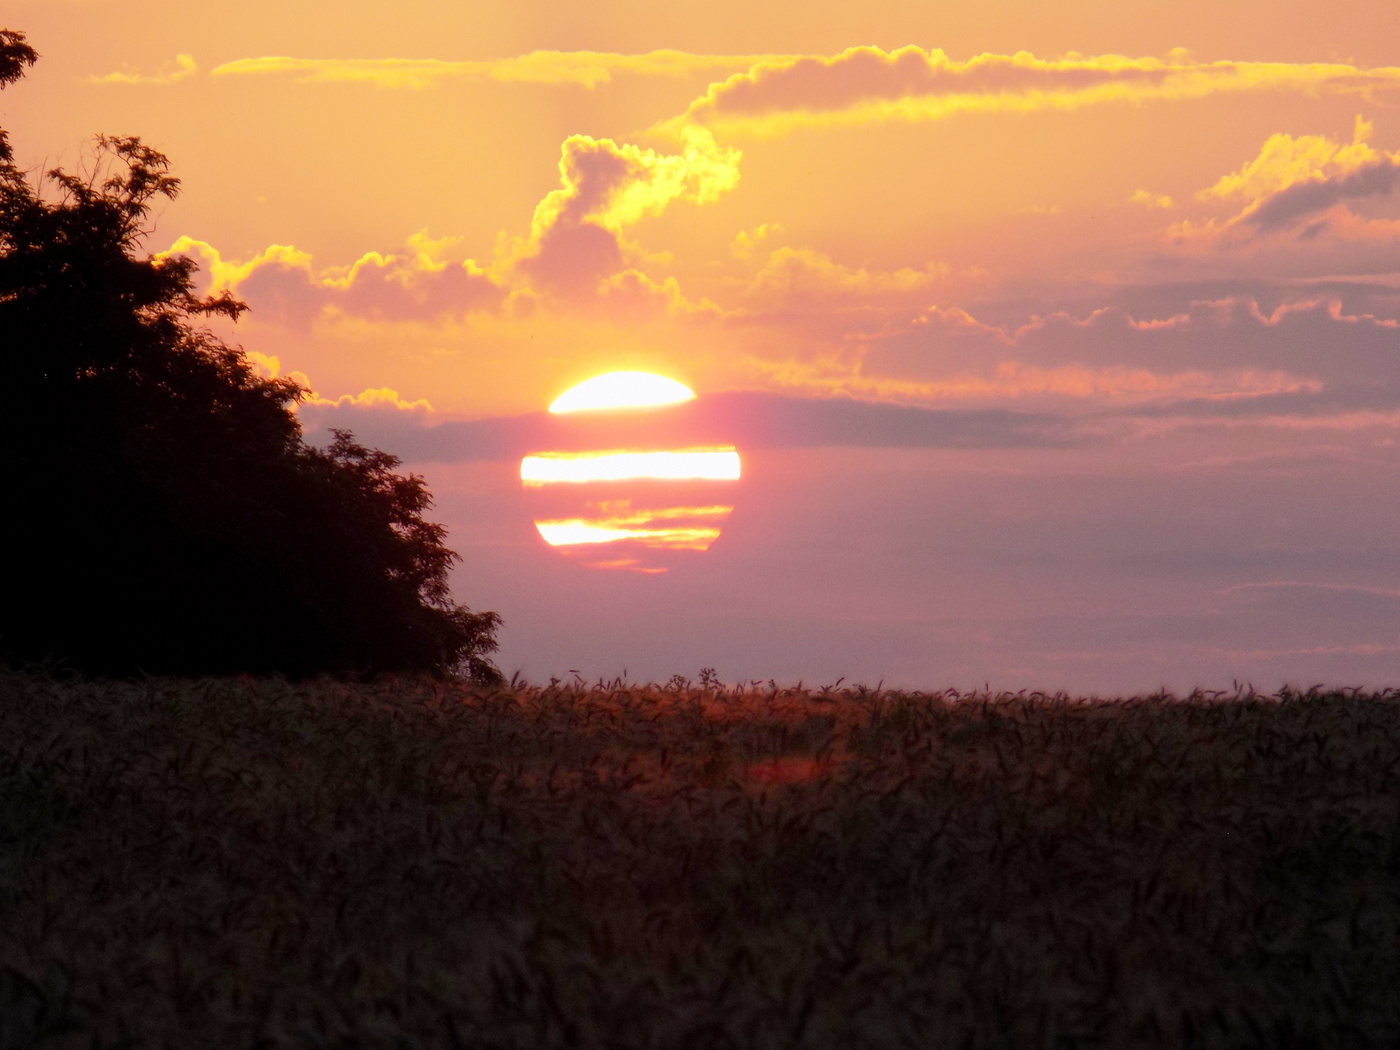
0,31 -> 502,680
0,30 -> 37,163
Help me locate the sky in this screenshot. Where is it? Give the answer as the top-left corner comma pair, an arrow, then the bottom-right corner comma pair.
7,0 -> 1400,693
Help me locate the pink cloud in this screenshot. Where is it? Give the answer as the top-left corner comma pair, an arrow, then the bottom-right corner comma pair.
164,235 -> 504,328
846,295 -> 1397,414
1173,119 -> 1400,252
669,48 -> 1400,137
509,129 -> 740,299
1244,157 -> 1400,233
693,47 -> 1163,121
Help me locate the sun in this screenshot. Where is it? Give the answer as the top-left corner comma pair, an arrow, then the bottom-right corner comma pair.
549,371 -> 696,414
525,370 -> 740,572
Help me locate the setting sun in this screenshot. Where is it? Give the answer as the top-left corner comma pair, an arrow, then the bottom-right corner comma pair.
522,374 -> 742,571
548,372 -> 696,414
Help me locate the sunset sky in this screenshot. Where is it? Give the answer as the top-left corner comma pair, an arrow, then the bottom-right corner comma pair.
9,0 -> 1400,692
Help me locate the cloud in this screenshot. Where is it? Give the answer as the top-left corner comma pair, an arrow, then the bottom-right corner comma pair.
1178,117 -> 1400,244
665,47 -> 1400,138
744,245 -> 948,302
87,53 -> 197,86
1243,158 -> 1400,233
242,350 -> 311,391
751,346 -> 1314,409
730,223 -> 784,260
306,386 -> 432,412
296,386 -> 435,451
596,269 -> 726,319
297,390 -> 1081,465
841,295 -> 1400,418
1199,116 -> 1382,203
1011,296 -> 1399,374
1130,189 -> 1175,209
1294,208 -> 1400,243
1227,580 -> 1400,602
719,223 -> 954,326
210,50 -> 781,90
527,129 -> 740,237
510,127 -> 740,296
162,232 -> 504,326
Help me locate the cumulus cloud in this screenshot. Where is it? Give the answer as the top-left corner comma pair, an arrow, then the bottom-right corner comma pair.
664,47 -> 1400,138
241,350 -> 311,392
227,360 -> 436,447
229,356 -> 431,423
162,232 -> 504,326
294,385 -> 436,454
1199,117 -> 1383,203
1242,158 -> 1400,233
306,386 -> 432,412
509,127 -> 740,297
210,50 -> 782,90
1175,117 -> 1400,246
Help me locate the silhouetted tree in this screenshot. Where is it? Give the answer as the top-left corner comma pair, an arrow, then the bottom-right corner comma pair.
0,30 -> 36,163
0,32 -> 501,680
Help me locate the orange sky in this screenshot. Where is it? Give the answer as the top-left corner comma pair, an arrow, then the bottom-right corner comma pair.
7,0 -> 1400,690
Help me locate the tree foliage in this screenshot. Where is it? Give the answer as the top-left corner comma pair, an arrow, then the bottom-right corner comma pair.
0,30 -> 37,163
0,31 -> 501,679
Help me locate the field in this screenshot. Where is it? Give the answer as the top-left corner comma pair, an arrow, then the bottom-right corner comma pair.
2,671 -> 1399,1048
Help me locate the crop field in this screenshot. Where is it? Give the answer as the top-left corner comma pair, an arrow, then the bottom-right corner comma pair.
2,671 -> 1399,1048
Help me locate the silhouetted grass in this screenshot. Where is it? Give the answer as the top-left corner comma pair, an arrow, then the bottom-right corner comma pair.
2,671 -> 1399,1048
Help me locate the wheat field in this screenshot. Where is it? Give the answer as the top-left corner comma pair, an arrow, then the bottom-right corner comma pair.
2,670 -> 1399,1048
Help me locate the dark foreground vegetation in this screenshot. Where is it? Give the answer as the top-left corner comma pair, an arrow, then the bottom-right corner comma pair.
3,672 -> 1399,1048
0,31 -> 499,679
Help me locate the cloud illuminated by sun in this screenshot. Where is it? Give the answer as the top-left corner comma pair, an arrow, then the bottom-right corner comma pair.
548,371 -> 697,413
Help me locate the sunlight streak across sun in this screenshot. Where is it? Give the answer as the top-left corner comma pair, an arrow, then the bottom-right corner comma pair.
532,501 -> 735,567
534,520 -> 725,550
548,371 -> 697,414
520,447 -> 741,485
